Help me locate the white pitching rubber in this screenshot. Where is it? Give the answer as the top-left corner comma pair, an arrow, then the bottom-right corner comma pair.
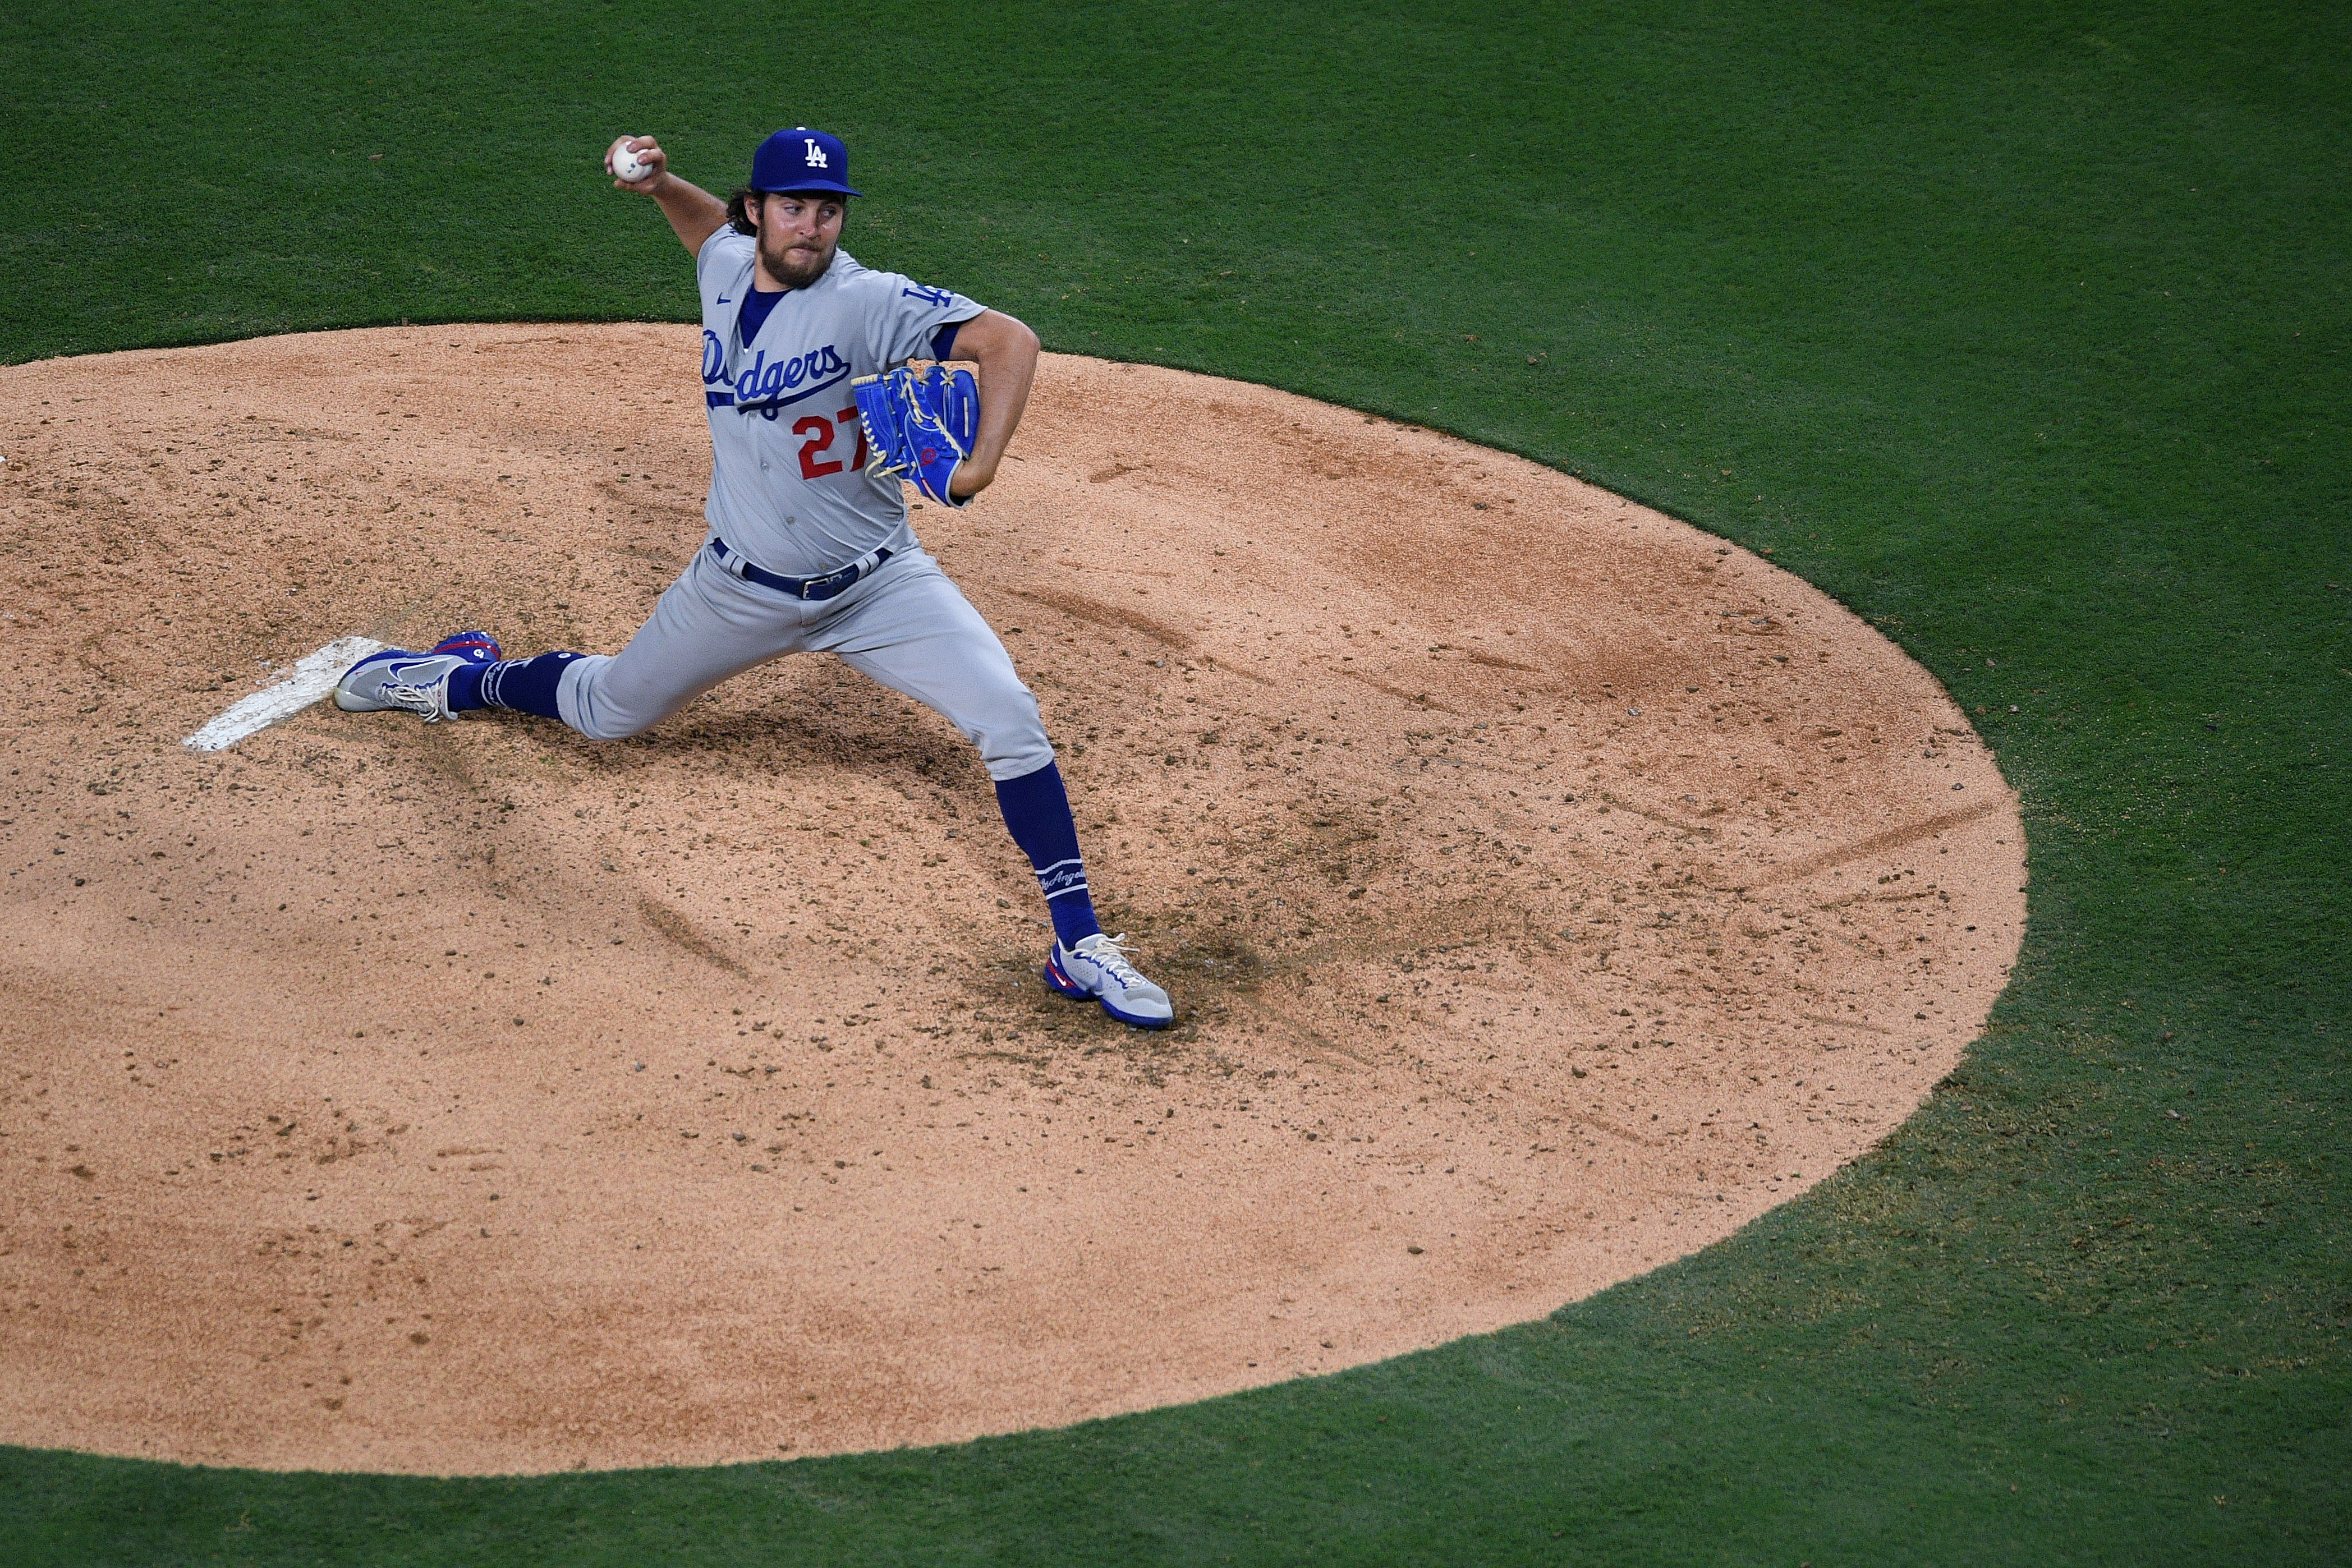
182,635 -> 390,752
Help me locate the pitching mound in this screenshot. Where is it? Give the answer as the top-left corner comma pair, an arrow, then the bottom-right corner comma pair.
0,327 -> 2023,1474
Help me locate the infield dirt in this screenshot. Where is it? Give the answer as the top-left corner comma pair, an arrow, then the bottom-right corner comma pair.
0,327 -> 2023,1473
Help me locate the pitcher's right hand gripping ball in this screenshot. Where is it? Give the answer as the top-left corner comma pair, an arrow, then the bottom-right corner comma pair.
605,134 -> 663,187
854,364 -> 980,508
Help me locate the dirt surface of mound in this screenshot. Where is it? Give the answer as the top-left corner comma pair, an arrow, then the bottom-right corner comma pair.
0,327 -> 2024,1474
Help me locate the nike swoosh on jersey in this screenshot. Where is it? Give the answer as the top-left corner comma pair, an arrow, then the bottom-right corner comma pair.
717,295 -> 732,304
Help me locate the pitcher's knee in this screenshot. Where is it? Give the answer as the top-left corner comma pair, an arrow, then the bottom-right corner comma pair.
571,712 -> 654,743
970,689 -> 1054,781
554,655 -> 668,741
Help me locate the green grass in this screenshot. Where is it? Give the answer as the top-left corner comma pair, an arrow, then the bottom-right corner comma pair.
4,0 -> 2348,1561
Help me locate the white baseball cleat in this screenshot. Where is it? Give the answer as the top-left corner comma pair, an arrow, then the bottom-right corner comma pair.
1045,932 -> 1174,1029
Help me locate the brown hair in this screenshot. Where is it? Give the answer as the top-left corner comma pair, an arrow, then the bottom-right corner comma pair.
727,186 -> 849,236
725,186 -> 762,236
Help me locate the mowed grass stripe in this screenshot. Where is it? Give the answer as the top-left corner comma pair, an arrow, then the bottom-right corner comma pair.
2,1 -> 2345,1562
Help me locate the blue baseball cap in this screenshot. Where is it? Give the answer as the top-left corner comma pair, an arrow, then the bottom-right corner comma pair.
750,126 -> 861,197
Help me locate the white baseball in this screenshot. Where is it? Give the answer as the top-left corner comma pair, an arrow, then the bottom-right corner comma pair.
610,140 -> 649,183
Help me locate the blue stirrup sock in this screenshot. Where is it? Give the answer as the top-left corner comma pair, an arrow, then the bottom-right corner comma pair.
994,760 -> 1102,950
447,651 -> 584,720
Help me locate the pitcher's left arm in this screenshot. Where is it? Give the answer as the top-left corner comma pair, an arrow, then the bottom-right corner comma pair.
940,310 -> 1039,500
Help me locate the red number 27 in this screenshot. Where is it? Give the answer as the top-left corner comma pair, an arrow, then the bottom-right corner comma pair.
796,404 -> 869,480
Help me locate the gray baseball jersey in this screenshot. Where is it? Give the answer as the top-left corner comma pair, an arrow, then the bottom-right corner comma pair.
696,228 -> 982,577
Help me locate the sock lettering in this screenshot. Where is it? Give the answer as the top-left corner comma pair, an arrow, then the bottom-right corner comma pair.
993,761 -> 1102,949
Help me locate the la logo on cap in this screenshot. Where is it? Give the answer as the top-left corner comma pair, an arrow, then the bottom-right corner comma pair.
752,126 -> 861,197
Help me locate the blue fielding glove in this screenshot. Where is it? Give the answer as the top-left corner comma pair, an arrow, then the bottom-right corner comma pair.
853,364 -> 982,508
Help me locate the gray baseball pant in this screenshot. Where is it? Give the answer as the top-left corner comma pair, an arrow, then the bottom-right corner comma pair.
554,544 -> 1055,780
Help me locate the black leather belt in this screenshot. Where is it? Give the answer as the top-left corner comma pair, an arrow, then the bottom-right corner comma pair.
709,537 -> 892,601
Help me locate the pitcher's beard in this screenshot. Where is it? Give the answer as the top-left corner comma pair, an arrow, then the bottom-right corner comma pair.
760,234 -> 836,289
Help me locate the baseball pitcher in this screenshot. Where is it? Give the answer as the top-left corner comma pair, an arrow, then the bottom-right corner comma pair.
333,125 -> 1172,1028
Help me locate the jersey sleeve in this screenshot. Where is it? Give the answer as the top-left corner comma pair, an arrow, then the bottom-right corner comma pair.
863,272 -> 986,367
697,224 -> 754,286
